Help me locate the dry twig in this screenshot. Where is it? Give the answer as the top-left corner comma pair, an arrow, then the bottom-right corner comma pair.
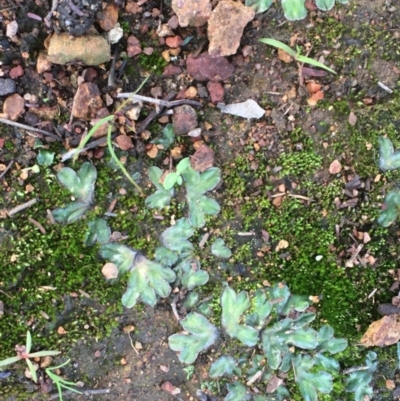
0,118 -> 62,141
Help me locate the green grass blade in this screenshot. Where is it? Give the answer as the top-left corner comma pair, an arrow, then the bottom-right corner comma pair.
107,125 -> 143,194
0,356 -> 21,367
259,38 -> 297,58
25,358 -> 37,383
26,331 -> 32,354
72,115 -> 115,164
29,350 -> 61,358
296,54 -> 336,74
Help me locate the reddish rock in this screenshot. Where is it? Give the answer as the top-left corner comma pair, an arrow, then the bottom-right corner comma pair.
127,35 -> 142,57
172,0 -> 211,27
3,93 -> 25,121
116,135 -> 134,150
83,67 -> 97,82
167,15 -> 179,30
43,72 -> 53,82
162,64 -> 182,77
71,82 -> 103,120
9,65 -> 24,79
166,35 -> 183,48
97,3 -> 119,31
207,0 -> 255,57
29,106 -> 58,120
187,52 -> 234,81
207,81 -> 224,103
36,52 -> 52,74
172,105 -> 198,135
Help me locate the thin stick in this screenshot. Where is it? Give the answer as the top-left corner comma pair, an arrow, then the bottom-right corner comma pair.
171,295 -> 181,321
50,388 -> 111,399
45,0 -> 58,22
127,332 -> 139,355
61,134 -> 115,162
7,198 -> 37,216
0,289 -> 13,299
346,243 -> 363,267
136,91 -> 176,133
0,160 -> 14,179
108,46 -> 119,88
28,217 -> 46,234
0,118 -> 62,141
117,93 -> 202,108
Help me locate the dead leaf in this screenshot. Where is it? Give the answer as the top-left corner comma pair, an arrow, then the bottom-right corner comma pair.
329,160 -> 342,174
307,90 -> 324,106
3,93 -> 25,121
102,262 -> 119,279
190,144 -> 215,172
146,144 -> 158,158
363,232 -> 371,243
386,380 -> 395,390
40,356 -> 53,368
266,375 -> 283,393
57,326 -> 67,335
348,111 -> 357,126
123,324 -> 135,333
306,81 -> 322,94
360,315 -> 400,347
278,48 -> 293,63
161,381 -> 181,395
276,239 -> 289,251
217,99 -> 265,119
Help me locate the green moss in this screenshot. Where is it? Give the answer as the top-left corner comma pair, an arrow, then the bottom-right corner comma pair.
137,51 -> 168,75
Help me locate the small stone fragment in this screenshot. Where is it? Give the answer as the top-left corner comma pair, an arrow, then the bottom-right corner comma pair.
102,262 -> 119,279
167,15 -> 179,29
125,1 -> 142,14
71,82 -> 104,120
157,24 -> 174,37
127,35 -> 142,57
9,65 -> 24,79
0,78 -> 16,96
207,81 -> 224,103
6,21 -> 18,38
3,93 -> 24,121
329,160 -> 342,174
208,0 -> 255,57
172,105 -> 198,135
348,111 -> 357,126
29,106 -> 59,120
97,3 -> 119,31
47,31 -> 110,65
185,86 -> 198,99
116,135 -> 133,150
172,0 -> 211,27
162,64 -> 182,77
187,52 -> 234,81
166,35 -> 183,48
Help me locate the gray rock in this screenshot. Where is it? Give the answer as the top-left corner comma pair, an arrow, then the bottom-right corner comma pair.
0,78 -> 16,96
172,105 -> 198,135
